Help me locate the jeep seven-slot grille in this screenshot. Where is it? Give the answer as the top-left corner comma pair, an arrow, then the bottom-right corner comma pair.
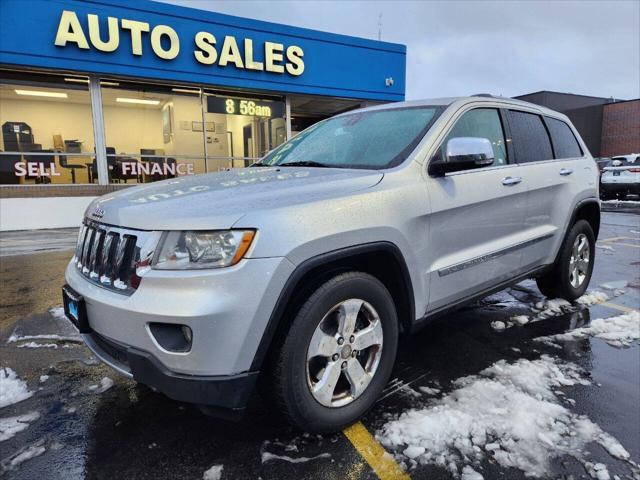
73,221 -> 139,295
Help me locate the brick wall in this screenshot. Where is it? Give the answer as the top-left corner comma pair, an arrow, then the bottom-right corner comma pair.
600,100 -> 640,157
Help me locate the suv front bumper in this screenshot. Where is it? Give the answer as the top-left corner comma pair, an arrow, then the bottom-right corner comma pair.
84,330 -> 258,409
64,255 -> 295,408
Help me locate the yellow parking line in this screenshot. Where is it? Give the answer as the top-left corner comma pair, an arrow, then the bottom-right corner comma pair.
343,421 -> 410,480
600,302 -> 636,313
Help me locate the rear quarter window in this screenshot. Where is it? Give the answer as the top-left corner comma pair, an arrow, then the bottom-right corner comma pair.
545,117 -> 583,158
507,110 -> 554,163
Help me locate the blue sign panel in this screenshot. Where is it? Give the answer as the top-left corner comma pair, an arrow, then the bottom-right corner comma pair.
0,0 -> 406,101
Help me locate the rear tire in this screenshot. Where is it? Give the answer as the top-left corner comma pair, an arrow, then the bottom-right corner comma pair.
269,272 -> 398,433
536,220 -> 595,301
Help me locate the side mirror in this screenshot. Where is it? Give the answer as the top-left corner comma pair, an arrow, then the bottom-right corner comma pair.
428,137 -> 495,176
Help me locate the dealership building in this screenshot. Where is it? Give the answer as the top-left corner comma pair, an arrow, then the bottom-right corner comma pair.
0,0 -> 406,230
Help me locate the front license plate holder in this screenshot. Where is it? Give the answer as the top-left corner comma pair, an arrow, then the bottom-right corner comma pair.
62,285 -> 91,333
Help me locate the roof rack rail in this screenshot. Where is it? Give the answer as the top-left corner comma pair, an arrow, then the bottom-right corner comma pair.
472,93 -> 501,98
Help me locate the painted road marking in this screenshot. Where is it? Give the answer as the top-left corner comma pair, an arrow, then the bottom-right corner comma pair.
600,301 -> 637,313
609,242 -> 640,249
598,236 -> 638,244
343,421 -> 410,480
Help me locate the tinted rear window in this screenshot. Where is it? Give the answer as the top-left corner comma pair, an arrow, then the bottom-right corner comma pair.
545,117 -> 583,158
507,110 -> 554,163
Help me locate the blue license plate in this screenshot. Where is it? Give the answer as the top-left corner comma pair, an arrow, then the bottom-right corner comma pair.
62,286 -> 89,332
68,300 -> 79,322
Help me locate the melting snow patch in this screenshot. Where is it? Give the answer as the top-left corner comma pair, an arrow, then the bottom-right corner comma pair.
376,355 -> 631,478
0,368 -> 33,408
39,375 -> 49,383
7,333 -> 81,344
88,377 -> 114,394
261,452 -> 331,464
490,321 -> 506,331
576,291 -> 609,306
418,386 -> 441,396
600,280 -> 629,291
536,310 -> 640,348
203,464 -> 223,480
0,412 -> 40,442
502,291 -> 611,328
0,440 -> 46,472
17,342 -> 58,349
461,465 -> 484,480
48,307 -> 67,320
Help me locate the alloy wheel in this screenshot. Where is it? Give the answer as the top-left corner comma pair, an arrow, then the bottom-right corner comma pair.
306,298 -> 384,407
569,233 -> 590,288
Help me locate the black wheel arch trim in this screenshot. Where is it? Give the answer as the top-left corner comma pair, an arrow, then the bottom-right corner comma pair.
249,241 -> 415,372
551,197 -> 600,267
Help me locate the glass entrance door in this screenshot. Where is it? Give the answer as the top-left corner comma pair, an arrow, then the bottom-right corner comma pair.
202,93 -> 286,170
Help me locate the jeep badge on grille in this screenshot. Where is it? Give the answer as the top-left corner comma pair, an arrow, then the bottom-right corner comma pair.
92,207 -> 105,219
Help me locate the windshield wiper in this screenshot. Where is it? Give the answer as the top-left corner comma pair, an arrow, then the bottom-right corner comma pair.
248,162 -> 272,167
278,160 -> 333,168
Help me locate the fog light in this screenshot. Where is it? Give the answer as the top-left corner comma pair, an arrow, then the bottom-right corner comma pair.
148,323 -> 192,353
181,325 -> 193,343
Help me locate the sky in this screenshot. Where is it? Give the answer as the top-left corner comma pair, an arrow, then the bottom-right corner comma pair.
160,0 -> 640,101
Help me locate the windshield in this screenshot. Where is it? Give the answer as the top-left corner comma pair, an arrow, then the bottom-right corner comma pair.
258,106 -> 442,170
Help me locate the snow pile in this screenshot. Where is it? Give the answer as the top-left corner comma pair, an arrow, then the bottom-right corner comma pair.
376,355 -> 630,478
203,464 -> 223,480
0,412 -> 40,442
88,377 -> 114,394
461,466 -> 484,480
0,440 -> 46,472
0,368 -> 33,408
575,291 -> 609,306
537,310 -> 640,348
491,291 -> 611,332
17,342 -> 58,349
7,333 -> 81,345
583,461 -> 611,480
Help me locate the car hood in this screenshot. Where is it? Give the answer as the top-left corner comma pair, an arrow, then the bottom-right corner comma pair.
87,167 -> 384,231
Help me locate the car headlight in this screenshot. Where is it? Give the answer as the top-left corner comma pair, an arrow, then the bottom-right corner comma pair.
153,230 -> 255,270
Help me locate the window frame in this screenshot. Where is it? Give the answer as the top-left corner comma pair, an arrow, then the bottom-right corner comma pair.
429,106 -> 514,173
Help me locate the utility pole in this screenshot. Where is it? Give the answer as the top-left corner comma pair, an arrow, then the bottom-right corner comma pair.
377,13 -> 382,40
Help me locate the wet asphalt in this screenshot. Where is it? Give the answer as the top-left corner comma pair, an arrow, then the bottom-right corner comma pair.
0,208 -> 638,480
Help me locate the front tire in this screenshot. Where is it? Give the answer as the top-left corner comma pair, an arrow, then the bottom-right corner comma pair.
270,272 -> 398,433
536,219 -> 595,301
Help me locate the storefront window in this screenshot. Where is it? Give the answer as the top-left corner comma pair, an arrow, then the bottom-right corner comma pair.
101,82 -> 206,184
0,70 -> 95,185
204,94 -> 286,170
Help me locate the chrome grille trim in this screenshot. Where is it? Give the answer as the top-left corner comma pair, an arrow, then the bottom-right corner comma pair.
73,219 -> 162,296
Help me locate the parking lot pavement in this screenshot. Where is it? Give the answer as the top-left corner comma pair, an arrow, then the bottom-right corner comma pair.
1,210 -> 638,480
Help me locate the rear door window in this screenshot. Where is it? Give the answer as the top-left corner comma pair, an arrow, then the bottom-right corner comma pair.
545,117 -> 583,159
507,110 -> 554,163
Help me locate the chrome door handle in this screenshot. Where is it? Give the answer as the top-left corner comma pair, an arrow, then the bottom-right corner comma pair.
559,168 -> 573,176
502,176 -> 522,186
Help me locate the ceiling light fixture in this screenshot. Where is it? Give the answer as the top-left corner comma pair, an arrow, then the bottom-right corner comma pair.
15,89 -> 68,98
64,77 -> 89,84
116,97 -> 160,105
172,88 -> 201,95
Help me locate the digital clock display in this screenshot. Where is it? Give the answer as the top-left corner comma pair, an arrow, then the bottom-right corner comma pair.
207,97 -> 284,118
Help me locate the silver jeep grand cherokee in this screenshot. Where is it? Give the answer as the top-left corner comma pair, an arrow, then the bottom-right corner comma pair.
63,96 -> 600,432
